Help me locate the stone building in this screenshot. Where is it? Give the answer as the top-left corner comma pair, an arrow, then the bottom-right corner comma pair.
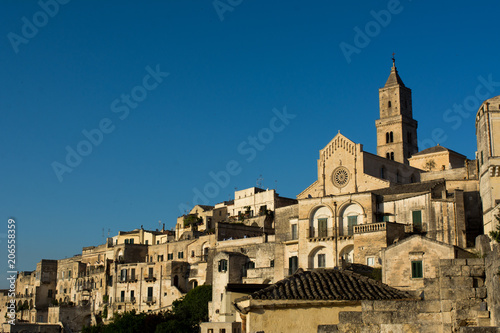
232,268 -> 412,333
381,234 -> 475,291
476,95 -> 500,234
277,61 -> 483,284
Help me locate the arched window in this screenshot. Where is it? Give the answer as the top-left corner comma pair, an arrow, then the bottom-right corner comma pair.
386,152 -> 390,159
390,152 -> 394,160
339,203 -> 364,236
390,132 -> 394,143
308,246 -> 328,269
380,167 -> 385,179
386,132 -> 390,143
339,245 -> 354,263
309,206 -> 332,238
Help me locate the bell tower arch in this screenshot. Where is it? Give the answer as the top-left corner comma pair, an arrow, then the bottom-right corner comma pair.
376,56 -> 418,164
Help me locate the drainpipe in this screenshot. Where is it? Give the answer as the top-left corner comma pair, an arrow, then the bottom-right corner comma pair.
139,267 -> 142,313
334,202 -> 338,267
159,265 -> 162,309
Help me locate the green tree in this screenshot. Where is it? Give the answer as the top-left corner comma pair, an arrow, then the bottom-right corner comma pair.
490,213 -> 500,243
82,285 -> 212,333
156,285 -> 212,333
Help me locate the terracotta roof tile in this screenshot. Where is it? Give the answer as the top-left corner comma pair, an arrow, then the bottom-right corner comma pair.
246,269 -> 412,301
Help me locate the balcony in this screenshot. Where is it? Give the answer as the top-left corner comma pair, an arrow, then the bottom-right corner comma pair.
353,222 -> 387,234
116,297 -> 136,304
118,276 -> 137,283
282,232 -> 299,243
308,227 -> 335,240
143,296 -> 156,304
144,274 -> 156,282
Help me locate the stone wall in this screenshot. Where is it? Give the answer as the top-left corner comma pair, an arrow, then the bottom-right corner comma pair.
329,257 -> 493,332
485,243 -> 500,326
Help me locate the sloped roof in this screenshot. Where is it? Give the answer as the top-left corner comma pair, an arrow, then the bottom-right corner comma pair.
196,205 -> 214,211
372,179 -> 444,196
384,66 -> 405,87
240,268 -> 412,301
412,145 -> 466,158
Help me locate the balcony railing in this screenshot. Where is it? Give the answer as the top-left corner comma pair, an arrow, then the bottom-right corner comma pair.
353,222 -> 387,234
118,276 -> 137,283
143,296 -> 156,304
116,297 -> 136,304
144,274 -> 156,282
282,233 -> 299,242
308,227 -> 335,239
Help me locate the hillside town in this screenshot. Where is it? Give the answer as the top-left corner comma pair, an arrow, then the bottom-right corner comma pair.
2,61 -> 500,332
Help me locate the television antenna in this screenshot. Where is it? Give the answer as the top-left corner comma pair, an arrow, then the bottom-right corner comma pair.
256,174 -> 263,188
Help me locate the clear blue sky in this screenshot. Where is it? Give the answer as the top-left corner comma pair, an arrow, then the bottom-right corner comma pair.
1,0 -> 499,287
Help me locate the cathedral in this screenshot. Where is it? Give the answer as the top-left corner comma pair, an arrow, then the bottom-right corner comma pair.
285,59 -> 483,278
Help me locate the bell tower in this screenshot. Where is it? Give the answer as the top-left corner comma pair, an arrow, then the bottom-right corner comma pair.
376,56 -> 418,165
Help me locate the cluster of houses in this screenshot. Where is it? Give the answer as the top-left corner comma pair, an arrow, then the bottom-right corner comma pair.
2,62 -> 500,332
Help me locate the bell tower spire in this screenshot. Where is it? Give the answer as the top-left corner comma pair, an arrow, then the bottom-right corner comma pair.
375,57 -> 418,165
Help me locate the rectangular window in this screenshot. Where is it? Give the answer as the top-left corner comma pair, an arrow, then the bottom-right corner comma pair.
218,259 -> 228,272
145,240 -> 148,245
124,239 -> 129,244
120,269 -> 127,282
411,260 -> 423,278
130,290 -> 135,302
147,286 -> 153,302
289,256 -> 298,275
167,253 -> 173,260
347,216 -> 357,235
120,290 -> 125,302
178,251 -> 184,259
367,257 -> 375,267
317,254 -> 326,268
148,267 -> 154,278
291,224 -> 298,240
412,210 -> 422,232
130,238 -> 134,244
130,269 -> 135,280
318,218 -> 328,237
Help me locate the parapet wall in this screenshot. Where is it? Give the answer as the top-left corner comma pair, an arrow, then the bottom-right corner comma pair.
325,257 -> 496,332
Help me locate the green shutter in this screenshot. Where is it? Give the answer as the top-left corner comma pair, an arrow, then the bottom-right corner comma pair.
412,211 -> 422,232
318,218 -> 328,237
411,261 -> 423,278
347,216 -> 357,235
